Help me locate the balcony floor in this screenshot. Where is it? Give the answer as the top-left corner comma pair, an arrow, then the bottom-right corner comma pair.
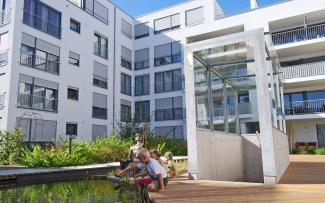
150,155 -> 325,203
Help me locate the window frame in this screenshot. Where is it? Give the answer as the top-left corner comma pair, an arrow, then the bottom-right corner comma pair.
66,122 -> 78,136
70,18 -> 81,33
67,87 -> 79,101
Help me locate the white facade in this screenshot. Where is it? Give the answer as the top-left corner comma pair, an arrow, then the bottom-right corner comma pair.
0,0 -> 325,147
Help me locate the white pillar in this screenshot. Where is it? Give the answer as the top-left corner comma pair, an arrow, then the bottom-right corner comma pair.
250,0 -> 259,9
184,46 -> 199,180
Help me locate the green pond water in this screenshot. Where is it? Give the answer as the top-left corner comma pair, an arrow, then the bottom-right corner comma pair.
0,179 -> 141,203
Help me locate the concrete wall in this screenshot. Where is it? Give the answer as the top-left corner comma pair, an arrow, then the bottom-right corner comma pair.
272,127 -> 290,183
242,135 -> 264,183
196,129 -> 244,181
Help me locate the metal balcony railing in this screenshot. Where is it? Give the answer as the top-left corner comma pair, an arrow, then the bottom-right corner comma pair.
285,99 -> 325,115
0,50 -> 8,65
282,61 -> 325,79
17,93 -> 58,112
155,108 -> 185,121
20,52 -> 60,74
214,102 -> 252,118
0,8 -> 10,26
272,23 -> 325,45
23,10 -> 61,38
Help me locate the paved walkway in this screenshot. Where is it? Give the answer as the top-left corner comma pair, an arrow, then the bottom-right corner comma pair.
150,155 -> 325,203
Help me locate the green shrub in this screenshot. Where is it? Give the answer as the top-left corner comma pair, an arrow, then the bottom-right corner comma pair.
0,129 -> 26,165
146,135 -> 187,156
315,148 -> 325,155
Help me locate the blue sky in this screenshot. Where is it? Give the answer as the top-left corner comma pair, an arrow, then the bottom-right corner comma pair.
110,0 -> 284,17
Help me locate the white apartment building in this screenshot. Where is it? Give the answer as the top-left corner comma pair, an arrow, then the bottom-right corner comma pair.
0,0 -> 325,150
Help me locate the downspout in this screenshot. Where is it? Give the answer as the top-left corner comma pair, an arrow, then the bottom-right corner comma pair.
112,6 -> 116,128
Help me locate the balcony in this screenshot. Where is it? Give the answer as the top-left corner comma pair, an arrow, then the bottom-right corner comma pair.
17,93 -> 58,112
0,8 -> 10,26
0,50 -> 8,66
20,52 -> 60,75
155,108 -> 185,121
282,61 -> 325,79
23,10 -> 61,38
214,102 -> 252,118
285,99 -> 325,115
272,23 -> 325,46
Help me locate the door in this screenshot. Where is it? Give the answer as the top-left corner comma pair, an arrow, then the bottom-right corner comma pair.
316,124 -> 325,147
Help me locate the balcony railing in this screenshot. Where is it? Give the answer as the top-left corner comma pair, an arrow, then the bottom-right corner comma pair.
155,81 -> 183,93
0,94 -> 4,109
20,52 -> 60,75
17,93 -> 58,112
0,8 -> 10,26
272,23 -> 325,45
94,42 -> 108,59
285,99 -> 325,115
0,50 -> 8,65
23,10 -> 61,38
282,61 -> 325,79
155,108 -> 185,121
214,102 -> 252,118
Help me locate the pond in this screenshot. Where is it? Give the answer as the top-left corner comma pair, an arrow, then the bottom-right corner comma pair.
0,179 -> 143,203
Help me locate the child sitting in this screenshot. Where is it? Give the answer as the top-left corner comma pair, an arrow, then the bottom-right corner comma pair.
150,149 -> 165,166
164,151 -> 176,178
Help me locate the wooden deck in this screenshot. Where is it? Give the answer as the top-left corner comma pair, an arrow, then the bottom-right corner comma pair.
150,155 -> 325,203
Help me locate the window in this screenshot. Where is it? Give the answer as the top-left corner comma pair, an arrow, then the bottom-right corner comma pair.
121,19 -> 132,39
92,93 -> 107,119
155,69 -> 182,93
23,0 -> 62,38
0,32 -> 8,65
20,33 -> 60,74
186,7 -> 204,26
135,48 -> 149,70
70,18 -> 80,33
121,73 -> 131,95
155,97 -> 183,121
135,101 -> 150,122
67,0 -> 108,24
135,75 -> 150,96
17,74 -> 59,112
121,46 -> 132,70
92,125 -> 107,140
154,14 -> 180,34
94,33 -> 108,59
66,123 -> 77,136
154,41 -> 182,66
93,61 -> 108,89
69,51 -> 80,66
121,104 -> 131,122
155,125 -> 183,139
67,87 -> 78,101
135,22 -> 149,39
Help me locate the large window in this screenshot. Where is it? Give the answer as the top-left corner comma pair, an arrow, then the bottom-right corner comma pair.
23,0 -> 61,38
155,69 -> 182,93
94,33 -> 108,59
155,97 -> 183,121
121,19 -> 132,39
121,73 -> 131,95
135,101 -> 150,122
121,46 -> 132,70
17,74 -> 58,112
20,33 -> 60,74
135,75 -> 150,96
120,103 -> 131,122
134,22 -> 149,39
134,48 -> 149,70
92,93 -> 107,119
155,125 -> 183,139
154,41 -> 182,66
93,61 -> 108,89
67,0 -> 108,24
0,32 -> 8,65
154,14 -> 180,34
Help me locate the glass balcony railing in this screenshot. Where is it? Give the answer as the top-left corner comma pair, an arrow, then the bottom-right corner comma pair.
20,52 -> 60,74
272,23 -> 325,45
282,61 -> 325,79
0,8 -> 10,26
155,81 -> 183,93
17,93 -> 58,112
155,108 -> 185,121
285,99 -> 325,115
214,102 -> 252,118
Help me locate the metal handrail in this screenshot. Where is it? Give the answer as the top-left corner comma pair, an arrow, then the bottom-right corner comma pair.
0,50 -> 8,65
17,93 -> 58,112
20,52 -> 60,74
0,8 -> 10,26
214,102 -> 252,117
285,99 -> 325,115
272,23 -> 325,45
282,61 -> 325,79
